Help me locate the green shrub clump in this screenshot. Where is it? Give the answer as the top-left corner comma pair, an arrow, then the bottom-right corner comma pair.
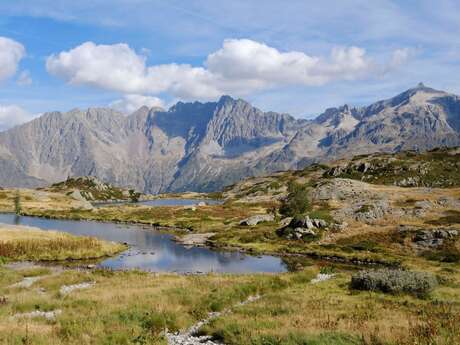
279,181 -> 310,217
351,269 -> 437,297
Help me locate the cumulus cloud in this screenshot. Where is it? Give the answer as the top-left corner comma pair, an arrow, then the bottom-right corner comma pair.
0,105 -> 34,131
207,40 -> 373,85
0,37 -> 25,82
46,39 -> 408,101
110,94 -> 165,114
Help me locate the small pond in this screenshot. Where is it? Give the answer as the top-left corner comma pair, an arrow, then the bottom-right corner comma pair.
0,213 -> 287,274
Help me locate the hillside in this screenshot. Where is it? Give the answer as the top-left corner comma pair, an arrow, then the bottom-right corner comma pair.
0,84 -> 460,193
2,147 -> 457,267
48,176 -> 142,202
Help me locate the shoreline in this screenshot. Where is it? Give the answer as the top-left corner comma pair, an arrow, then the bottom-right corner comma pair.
1,211 -> 401,268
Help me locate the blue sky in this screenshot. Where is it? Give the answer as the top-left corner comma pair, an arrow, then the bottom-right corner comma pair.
1,0 -> 460,130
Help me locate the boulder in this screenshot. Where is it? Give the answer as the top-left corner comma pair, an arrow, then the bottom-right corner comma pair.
289,215 -> 315,229
240,214 -> 275,226
70,190 -> 94,210
279,217 -> 293,227
413,228 -> 459,248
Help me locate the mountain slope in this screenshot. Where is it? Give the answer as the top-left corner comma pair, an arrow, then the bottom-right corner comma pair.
1,84 -> 459,193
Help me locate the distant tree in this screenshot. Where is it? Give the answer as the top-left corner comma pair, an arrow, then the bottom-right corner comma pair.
129,189 -> 140,203
14,190 -> 22,215
279,181 -> 310,217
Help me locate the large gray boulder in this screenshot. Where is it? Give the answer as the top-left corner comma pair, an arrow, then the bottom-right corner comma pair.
240,214 -> 275,226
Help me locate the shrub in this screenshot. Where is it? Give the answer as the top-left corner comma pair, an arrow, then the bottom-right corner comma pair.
350,269 -> 437,297
279,181 -> 310,217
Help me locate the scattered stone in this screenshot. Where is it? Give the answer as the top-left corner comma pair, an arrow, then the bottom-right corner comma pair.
353,200 -> 393,223
240,214 -> 274,226
86,264 -> 96,269
197,201 -> 207,207
60,282 -> 95,295
311,273 -> 335,284
397,176 -> 420,187
166,295 -> 260,345
13,309 -> 62,321
437,196 -> 460,209
331,222 -> 348,231
413,228 -> 459,248
11,276 -> 43,288
414,200 -> 433,210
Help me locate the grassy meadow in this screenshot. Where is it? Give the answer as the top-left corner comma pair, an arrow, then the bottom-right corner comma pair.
0,260 -> 459,345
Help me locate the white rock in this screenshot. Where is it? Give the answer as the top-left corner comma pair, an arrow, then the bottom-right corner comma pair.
13,309 -> 62,321
60,282 -> 95,295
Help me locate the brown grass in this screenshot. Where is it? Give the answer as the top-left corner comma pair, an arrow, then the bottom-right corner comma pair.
0,225 -> 125,261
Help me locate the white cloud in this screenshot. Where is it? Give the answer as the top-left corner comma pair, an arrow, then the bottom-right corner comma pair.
207,39 -> 374,86
46,39 -> 407,101
110,94 -> 165,114
0,105 -> 34,131
0,37 -> 25,82
389,48 -> 414,68
17,70 -> 32,85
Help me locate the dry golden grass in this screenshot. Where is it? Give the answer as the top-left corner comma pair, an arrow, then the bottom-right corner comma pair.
203,268 -> 460,345
0,225 -> 125,261
0,266 -> 295,345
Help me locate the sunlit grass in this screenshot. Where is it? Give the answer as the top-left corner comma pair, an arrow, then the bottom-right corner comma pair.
0,226 -> 126,261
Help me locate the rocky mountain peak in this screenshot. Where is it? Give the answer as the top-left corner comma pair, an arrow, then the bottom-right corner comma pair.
1,86 -> 459,193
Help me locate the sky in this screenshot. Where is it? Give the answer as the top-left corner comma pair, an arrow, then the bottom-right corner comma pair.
1,0 -> 460,130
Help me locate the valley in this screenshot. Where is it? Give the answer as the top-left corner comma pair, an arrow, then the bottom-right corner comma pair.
0,148 -> 459,344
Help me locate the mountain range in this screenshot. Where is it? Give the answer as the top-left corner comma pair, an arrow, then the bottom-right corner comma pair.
1,83 -> 459,193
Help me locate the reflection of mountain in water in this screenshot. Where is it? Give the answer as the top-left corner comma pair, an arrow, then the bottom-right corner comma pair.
0,214 -> 286,273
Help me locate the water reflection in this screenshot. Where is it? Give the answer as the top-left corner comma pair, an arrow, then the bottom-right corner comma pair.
0,213 -> 286,274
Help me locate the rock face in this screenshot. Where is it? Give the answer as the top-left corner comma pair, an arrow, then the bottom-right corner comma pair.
1,84 -> 460,193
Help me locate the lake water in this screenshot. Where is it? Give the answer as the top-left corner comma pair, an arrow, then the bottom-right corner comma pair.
94,198 -> 223,208
0,213 -> 287,274
140,198 -> 223,206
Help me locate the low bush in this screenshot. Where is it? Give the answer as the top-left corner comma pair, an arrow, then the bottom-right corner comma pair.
350,269 -> 437,297
279,181 -> 310,217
